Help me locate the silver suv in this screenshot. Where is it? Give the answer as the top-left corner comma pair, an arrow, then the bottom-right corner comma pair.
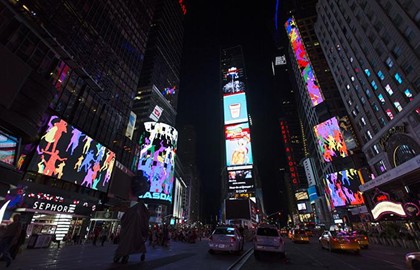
254,224 -> 285,259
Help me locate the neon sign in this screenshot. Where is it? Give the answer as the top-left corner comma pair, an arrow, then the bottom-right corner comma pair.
371,201 -> 406,220
280,120 -> 299,188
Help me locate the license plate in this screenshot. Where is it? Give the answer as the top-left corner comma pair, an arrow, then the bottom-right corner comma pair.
218,244 -> 225,248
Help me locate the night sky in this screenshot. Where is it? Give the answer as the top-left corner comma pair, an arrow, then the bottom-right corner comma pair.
177,0 -> 291,222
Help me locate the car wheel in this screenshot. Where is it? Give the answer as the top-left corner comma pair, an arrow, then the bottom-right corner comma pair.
208,249 -> 215,255
279,252 -> 286,259
354,249 -> 360,255
328,243 -> 332,252
365,245 -> 369,249
319,240 -> 324,249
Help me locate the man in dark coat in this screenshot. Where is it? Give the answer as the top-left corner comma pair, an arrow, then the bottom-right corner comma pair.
0,214 -> 22,267
114,201 -> 150,264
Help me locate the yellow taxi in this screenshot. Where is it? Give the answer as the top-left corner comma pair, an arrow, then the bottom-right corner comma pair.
319,230 -> 360,254
291,229 -> 310,243
352,231 -> 369,248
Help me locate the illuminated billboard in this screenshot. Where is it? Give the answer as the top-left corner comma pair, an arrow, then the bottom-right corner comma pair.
324,169 -> 365,208
295,190 -> 309,201
338,116 -> 358,150
223,93 -> 249,125
314,117 -> 350,162
137,122 -> 177,203
0,131 -> 18,166
285,17 -> 325,107
225,123 -> 253,167
227,169 -> 255,195
28,116 -> 115,192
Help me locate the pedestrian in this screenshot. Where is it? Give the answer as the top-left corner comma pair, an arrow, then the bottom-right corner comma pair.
92,228 -> 100,246
100,229 -> 107,246
0,214 -> 23,268
113,200 -> 150,264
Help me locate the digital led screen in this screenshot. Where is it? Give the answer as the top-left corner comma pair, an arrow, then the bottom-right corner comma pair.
314,117 -> 349,162
295,191 -> 309,201
0,131 -> 18,166
307,185 -> 318,202
137,122 -> 177,203
297,202 -> 307,211
225,123 -> 253,167
227,169 -> 255,194
285,17 -> 325,107
223,93 -> 249,125
28,116 -> 115,192
338,116 -> 358,150
223,80 -> 245,94
324,169 -> 365,208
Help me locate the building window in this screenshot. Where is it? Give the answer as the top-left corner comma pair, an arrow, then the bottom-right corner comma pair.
393,101 -> 403,112
364,69 -> 371,77
392,46 -> 402,58
404,88 -> 413,100
366,130 -> 373,140
394,73 -> 403,84
365,89 -> 372,98
360,96 -> 366,104
361,117 -> 367,126
378,94 -> 385,104
395,145 -> 417,166
379,117 -> 387,127
385,84 -> 394,96
373,144 -> 380,154
372,102 -> 379,111
385,57 -> 394,68
386,109 -> 394,120
371,80 -> 378,90
374,160 -> 387,175
402,63 -> 414,75
377,70 -> 385,80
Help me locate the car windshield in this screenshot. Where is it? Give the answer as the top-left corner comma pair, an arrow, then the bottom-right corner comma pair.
257,228 -> 279,236
214,227 -> 235,235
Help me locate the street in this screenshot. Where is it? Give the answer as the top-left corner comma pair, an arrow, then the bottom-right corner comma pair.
4,236 -> 412,270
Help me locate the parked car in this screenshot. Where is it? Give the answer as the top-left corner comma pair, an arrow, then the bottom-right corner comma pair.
351,231 -> 369,248
254,224 -> 285,259
208,226 -> 244,254
291,229 -> 310,243
406,252 -> 420,270
319,230 -> 360,254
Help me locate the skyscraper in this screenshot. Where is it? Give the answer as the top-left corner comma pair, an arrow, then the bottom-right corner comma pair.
314,0 -> 420,223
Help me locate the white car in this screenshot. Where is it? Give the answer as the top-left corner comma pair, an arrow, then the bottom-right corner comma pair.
254,225 -> 285,259
208,226 -> 244,254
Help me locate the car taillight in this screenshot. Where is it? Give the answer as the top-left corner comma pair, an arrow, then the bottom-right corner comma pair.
331,237 -> 337,241
364,236 -> 367,240
230,237 -> 235,242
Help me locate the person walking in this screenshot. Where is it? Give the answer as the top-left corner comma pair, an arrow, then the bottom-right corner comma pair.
0,214 -> 23,268
113,201 -> 150,264
100,229 -> 107,246
92,228 -> 100,246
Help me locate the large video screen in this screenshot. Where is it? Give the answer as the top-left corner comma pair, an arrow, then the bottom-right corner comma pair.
0,130 -> 18,166
314,117 -> 349,162
324,169 -> 365,208
137,122 -> 178,203
225,123 -> 253,167
227,169 -> 255,194
27,116 -> 115,192
285,17 -> 325,107
223,93 -> 249,125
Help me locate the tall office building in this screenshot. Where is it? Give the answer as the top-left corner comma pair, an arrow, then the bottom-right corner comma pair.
132,0 -> 186,223
220,46 -> 263,226
314,0 -> 420,223
132,0 -> 185,135
0,0 -> 154,240
283,1 -> 367,226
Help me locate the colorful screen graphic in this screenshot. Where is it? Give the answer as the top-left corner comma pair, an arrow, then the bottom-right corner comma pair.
137,122 -> 177,203
225,123 -> 253,167
28,116 -> 115,192
0,131 -> 18,166
338,116 -> 358,150
314,117 -> 349,162
324,169 -> 365,208
227,170 -> 255,194
223,93 -> 249,125
285,17 -> 325,106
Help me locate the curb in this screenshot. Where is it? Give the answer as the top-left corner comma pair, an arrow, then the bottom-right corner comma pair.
227,247 -> 253,270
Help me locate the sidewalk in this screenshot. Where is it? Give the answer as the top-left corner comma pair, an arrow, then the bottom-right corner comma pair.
5,240 -> 202,270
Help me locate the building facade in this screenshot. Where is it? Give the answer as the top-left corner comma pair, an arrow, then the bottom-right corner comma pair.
314,0 -> 420,228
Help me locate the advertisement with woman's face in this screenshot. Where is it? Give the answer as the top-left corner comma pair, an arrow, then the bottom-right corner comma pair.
225,123 -> 253,167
